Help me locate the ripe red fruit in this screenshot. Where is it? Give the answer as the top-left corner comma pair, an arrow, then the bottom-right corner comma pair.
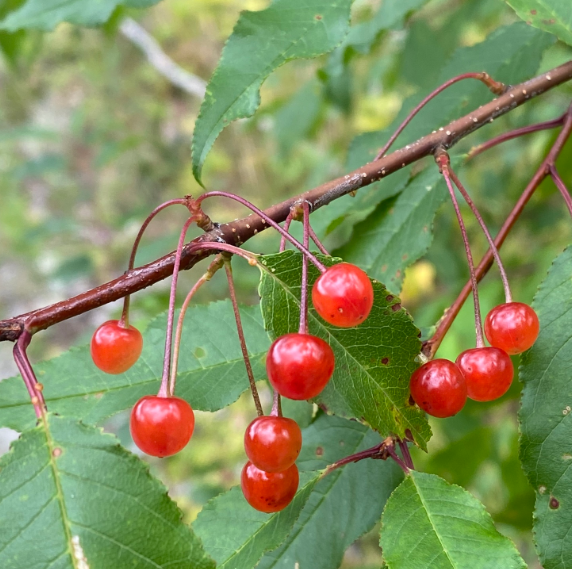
409,359 -> 467,418
244,416 -> 302,473
130,395 -> 194,457
266,333 -> 335,400
241,461 -> 299,513
484,302 -> 539,355
456,347 -> 514,402
312,263 -> 374,328
91,320 -> 143,374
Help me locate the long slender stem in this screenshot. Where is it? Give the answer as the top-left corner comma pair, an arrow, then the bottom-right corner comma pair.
398,439 -> 414,470
279,208 -> 297,253
197,191 -> 327,272
159,216 -> 198,397
374,72 -> 505,160
298,202 -> 310,335
437,152 -> 485,348
447,167 -> 512,303
468,114 -> 565,159
549,165 -> 572,217
271,390 -> 282,417
386,446 -> 410,474
224,259 -> 263,417
120,198 -> 190,327
308,225 -> 330,256
13,331 -> 45,418
168,256 -> 223,395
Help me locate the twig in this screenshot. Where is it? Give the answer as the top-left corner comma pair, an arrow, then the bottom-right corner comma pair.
119,18 -> 206,98
549,165 -> 572,217
3,61 -> 572,343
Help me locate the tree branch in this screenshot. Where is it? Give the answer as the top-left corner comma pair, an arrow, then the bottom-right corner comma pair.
2,61 -> 572,343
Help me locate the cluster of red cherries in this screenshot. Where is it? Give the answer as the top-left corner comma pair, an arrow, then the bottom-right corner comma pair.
89,262 -> 375,512
410,302 -> 539,418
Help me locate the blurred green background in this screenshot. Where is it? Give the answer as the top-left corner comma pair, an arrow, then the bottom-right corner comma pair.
1,0 -> 572,566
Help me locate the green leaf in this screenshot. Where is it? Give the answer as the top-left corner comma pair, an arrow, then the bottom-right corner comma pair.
258,251 -> 431,450
191,0 -> 353,184
519,246 -> 572,568
380,471 -> 527,568
505,0 -> 572,47
336,165 -> 449,292
0,0 -> 159,31
193,472 -> 319,569
0,415 -> 214,569
256,414 -> 403,569
0,301 -> 270,432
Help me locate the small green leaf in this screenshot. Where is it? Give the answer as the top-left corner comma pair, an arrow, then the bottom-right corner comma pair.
258,251 -> 431,449
256,414 -> 403,569
0,0 -> 159,31
505,0 -> 572,47
193,473 -> 319,569
0,415 -> 214,569
191,0 -> 353,184
519,246 -> 572,568
380,471 -> 527,568
337,165 -> 450,292
0,301 -> 270,432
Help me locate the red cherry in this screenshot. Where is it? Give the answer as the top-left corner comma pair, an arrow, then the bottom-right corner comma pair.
266,333 -> 335,400
244,416 -> 302,473
91,320 -> 143,374
409,359 -> 467,418
130,395 -> 194,457
456,347 -> 514,402
241,461 -> 299,513
484,302 -> 539,355
312,263 -> 374,328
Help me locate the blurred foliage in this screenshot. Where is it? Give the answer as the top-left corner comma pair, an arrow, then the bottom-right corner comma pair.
0,0 -> 571,567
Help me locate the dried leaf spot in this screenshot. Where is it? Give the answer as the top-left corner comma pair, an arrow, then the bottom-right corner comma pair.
315,14 -> 322,20
542,19 -> 556,25
530,9 -> 537,15
315,446 -> 323,456
539,485 -> 547,495
381,358 -> 389,365
52,448 -> 62,458
549,497 -> 560,509
391,303 -> 402,312
408,394 -> 416,406
386,295 -> 394,302
72,535 -> 90,569
563,454 -> 572,461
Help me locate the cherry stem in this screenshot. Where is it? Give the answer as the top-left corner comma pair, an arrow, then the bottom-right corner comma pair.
447,166 -> 513,303
549,165 -> 572,218
468,113 -> 566,159
279,208 -> 298,253
374,72 -> 505,160
437,151 -> 485,348
224,258 -> 264,417
386,446 -> 411,474
309,225 -> 330,256
398,439 -> 415,470
197,191 -> 327,272
298,201 -> 311,335
168,255 -> 224,396
13,330 -> 45,418
120,198 -> 191,327
271,390 -> 282,417
159,215 -> 198,398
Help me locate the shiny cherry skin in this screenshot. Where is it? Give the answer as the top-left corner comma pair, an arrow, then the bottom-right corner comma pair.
266,333 -> 335,400
244,416 -> 302,473
130,395 -> 194,457
484,302 -> 539,355
312,263 -> 374,328
456,347 -> 514,402
409,359 -> 467,418
91,320 -> 143,374
241,461 -> 299,513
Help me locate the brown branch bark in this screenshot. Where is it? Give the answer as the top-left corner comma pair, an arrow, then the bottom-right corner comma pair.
2,61 -> 572,343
